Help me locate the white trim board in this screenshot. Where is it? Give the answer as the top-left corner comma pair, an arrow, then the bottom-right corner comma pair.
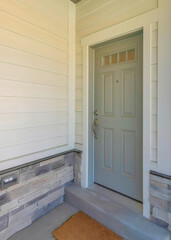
68,1 -> 76,149
81,9 -> 159,219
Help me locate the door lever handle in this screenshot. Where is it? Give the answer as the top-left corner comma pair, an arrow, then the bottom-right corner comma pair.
93,119 -> 98,139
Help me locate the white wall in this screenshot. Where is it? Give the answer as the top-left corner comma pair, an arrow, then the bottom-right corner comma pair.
149,0 -> 171,176
75,0 -> 158,147
0,0 -> 170,176
157,0 -> 171,175
0,0 -> 75,170
75,0 -> 171,176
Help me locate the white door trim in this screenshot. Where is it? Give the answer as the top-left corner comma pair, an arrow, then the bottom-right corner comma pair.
81,9 -> 159,219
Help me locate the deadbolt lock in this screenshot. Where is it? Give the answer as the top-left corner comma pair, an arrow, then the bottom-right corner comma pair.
94,110 -> 99,116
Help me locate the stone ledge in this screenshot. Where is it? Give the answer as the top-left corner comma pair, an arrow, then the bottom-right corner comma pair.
0,149 -> 82,176
150,171 -> 171,180
0,152 -> 79,190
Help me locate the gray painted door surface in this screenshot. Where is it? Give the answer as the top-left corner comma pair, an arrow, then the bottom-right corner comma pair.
94,35 -> 143,201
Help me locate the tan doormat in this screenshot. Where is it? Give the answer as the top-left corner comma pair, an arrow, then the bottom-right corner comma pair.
52,211 -> 123,240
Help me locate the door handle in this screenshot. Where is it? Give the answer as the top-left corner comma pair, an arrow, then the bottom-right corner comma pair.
93,119 -> 98,139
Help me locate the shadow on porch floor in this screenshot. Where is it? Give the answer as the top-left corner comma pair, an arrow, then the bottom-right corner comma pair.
9,202 -> 78,240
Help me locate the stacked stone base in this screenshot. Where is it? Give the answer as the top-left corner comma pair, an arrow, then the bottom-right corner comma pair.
74,152 -> 82,185
0,152 -> 74,240
150,171 -> 171,231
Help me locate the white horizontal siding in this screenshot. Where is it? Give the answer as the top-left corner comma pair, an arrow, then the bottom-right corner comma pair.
76,0 -> 158,40
0,11 -> 67,50
0,0 -> 70,164
0,45 -> 67,74
0,28 -> 67,60
77,0 -> 157,32
0,80 -> 67,99
75,0 -> 158,146
0,124 -> 67,148
0,136 -> 67,162
0,1 -> 68,39
0,112 -> 67,131
0,98 -> 67,113
0,62 -> 68,87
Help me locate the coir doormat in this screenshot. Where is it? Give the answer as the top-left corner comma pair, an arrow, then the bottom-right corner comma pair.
52,211 -> 123,240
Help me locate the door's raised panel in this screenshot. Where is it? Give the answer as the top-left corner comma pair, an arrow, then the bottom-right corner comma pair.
122,130 -> 135,178
122,69 -> 136,117
102,72 -> 114,116
102,128 -> 113,170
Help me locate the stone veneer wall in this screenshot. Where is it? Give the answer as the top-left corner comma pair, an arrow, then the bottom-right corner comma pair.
150,171 -> 171,231
73,151 -> 82,185
0,151 -> 76,240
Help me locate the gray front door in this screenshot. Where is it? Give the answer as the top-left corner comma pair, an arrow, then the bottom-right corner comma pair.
94,35 -> 143,201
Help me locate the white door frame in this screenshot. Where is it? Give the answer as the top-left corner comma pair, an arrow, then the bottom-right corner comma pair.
81,9 -> 159,219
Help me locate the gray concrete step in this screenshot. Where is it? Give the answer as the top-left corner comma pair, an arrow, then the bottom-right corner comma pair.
65,184 -> 171,240
88,183 -> 143,214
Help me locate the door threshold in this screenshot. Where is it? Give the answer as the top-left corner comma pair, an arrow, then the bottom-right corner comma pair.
95,182 -> 143,203
88,183 -> 143,215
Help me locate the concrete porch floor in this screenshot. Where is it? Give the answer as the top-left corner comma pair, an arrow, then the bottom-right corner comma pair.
9,202 -> 78,240
8,184 -> 171,240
